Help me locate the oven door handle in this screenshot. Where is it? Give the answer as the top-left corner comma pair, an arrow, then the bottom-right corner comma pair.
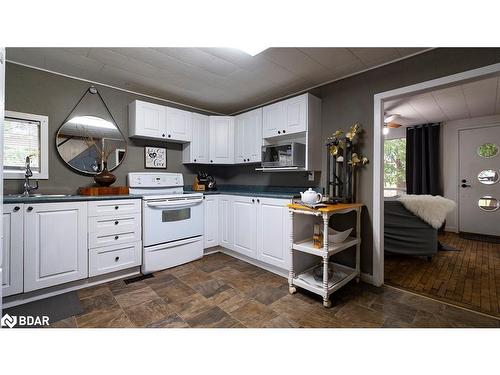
145,197 -> 203,209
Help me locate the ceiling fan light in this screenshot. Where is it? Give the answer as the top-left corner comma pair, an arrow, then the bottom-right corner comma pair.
384,114 -> 401,124
383,126 -> 390,135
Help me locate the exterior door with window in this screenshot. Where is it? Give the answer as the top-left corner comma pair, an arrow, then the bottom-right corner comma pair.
459,125 -> 500,236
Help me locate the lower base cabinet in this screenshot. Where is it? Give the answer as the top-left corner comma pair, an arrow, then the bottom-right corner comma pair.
2,204 -> 24,297
24,202 -> 88,292
204,194 -> 291,270
89,241 -> 142,277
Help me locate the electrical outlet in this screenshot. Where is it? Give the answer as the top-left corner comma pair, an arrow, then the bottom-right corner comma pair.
307,171 -> 315,181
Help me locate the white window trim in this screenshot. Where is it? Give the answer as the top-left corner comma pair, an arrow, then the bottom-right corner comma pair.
4,110 -> 49,180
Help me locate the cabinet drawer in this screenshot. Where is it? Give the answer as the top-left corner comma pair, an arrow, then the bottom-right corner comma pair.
89,241 -> 142,277
89,213 -> 141,236
88,199 -> 141,217
89,228 -> 141,248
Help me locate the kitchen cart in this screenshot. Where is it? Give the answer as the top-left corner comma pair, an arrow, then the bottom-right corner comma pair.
287,203 -> 363,307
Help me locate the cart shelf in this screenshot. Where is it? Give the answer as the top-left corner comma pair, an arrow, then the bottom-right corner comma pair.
293,237 -> 359,257
293,262 -> 358,299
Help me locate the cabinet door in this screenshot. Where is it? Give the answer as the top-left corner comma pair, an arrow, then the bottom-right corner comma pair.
193,113 -> 210,163
166,107 -> 192,142
2,204 -> 24,297
24,202 -> 88,292
232,196 -> 257,258
256,198 -> 291,269
262,101 -> 285,138
235,108 -> 263,164
209,116 -> 234,164
130,100 -> 167,139
218,195 -> 234,249
284,94 -> 307,135
204,195 -> 219,248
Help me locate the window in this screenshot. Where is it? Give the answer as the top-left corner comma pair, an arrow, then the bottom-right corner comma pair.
4,111 -> 49,179
384,137 -> 406,197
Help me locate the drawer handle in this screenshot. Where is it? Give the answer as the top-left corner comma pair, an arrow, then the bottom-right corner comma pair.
115,256 -> 120,262
114,221 -> 119,225
114,206 -> 119,210
13,206 -> 20,212
114,235 -> 119,240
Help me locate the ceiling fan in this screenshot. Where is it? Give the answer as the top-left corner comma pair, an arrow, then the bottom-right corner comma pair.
383,113 -> 402,134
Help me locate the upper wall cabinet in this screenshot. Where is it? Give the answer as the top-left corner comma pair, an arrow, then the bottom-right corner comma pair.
235,108 -> 262,164
262,93 -> 314,139
166,107 -> 192,142
129,100 -> 192,143
209,116 -> 235,164
182,113 -> 210,164
129,100 -> 166,140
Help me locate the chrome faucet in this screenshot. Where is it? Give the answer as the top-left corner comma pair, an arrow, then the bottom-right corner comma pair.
23,155 -> 39,196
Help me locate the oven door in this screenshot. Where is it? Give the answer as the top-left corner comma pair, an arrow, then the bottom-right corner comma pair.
143,196 -> 203,247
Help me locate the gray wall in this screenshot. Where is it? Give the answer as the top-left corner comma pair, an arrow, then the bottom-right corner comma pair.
5,48 -> 500,274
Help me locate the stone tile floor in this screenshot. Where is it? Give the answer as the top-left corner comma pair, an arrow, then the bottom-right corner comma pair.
50,251 -> 500,328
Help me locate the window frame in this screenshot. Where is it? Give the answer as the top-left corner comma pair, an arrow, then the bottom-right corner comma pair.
4,110 -> 49,180
383,136 -> 406,197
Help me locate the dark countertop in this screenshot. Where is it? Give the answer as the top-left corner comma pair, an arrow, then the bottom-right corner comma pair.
3,194 -> 142,204
185,185 -> 308,199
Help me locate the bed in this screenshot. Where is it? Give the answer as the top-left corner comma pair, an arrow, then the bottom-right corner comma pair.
384,199 -> 438,258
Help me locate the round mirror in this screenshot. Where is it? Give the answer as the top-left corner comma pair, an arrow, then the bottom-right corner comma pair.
478,196 -> 499,212
477,169 -> 499,185
477,143 -> 498,158
56,115 -> 127,174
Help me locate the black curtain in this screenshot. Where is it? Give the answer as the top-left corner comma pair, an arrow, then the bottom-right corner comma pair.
406,123 -> 441,195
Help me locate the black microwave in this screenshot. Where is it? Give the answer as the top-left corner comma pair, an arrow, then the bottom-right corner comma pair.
261,142 -> 306,168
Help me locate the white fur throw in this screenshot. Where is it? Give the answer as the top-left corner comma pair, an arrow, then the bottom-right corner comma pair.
397,195 -> 456,229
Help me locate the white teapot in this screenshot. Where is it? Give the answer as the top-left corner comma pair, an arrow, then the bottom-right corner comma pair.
300,188 -> 323,205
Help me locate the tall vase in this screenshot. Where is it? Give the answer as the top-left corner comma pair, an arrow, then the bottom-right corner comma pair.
94,161 -> 116,187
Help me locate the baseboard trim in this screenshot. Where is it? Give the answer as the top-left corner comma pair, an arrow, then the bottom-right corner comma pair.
3,267 -> 141,309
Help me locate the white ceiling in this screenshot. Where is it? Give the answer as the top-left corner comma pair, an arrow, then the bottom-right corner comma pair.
6,47 -> 427,114
384,76 -> 500,126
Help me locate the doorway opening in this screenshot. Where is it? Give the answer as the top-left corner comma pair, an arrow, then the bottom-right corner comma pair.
373,63 -> 500,318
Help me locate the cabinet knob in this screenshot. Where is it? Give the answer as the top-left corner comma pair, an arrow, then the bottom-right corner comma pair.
282,129 -> 286,133
168,134 -> 171,138
162,133 -> 165,137
461,179 -> 467,183
115,256 -> 120,262
114,235 -> 119,240
194,159 -> 196,162
210,160 -> 213,163
27,206 -> 33,212
13,206 -> 20,212
278,131 -> 281,134
115,206 -> 119,210
257,199 -> 260,203
252,199 -> 255,203
114,221 -> 119,225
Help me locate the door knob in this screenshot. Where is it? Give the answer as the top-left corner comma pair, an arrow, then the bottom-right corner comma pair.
461,184 -> 471,188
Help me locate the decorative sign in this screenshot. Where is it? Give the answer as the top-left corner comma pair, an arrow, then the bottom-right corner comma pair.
144,146 -> 167,169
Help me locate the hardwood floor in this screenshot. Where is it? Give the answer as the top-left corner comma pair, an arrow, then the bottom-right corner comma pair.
47,248 -> 499,328
385,231 -> 500,318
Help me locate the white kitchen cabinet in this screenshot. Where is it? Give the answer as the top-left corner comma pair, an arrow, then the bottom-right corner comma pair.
166,107 -> 192,142
182,113 -> 210,164
2,204 -> 24,297
218,195 -> 234,249
256,198 -> 291,269
262,101 -> 285,138
232,196 -> 257,258
235,108 -> 263,164
262,93 -> 313,139
203,195 -> 219,248
284,94 -> 307,135
129,100 -> 167,140
24,202 -> 88,292
209,116 -> 234,164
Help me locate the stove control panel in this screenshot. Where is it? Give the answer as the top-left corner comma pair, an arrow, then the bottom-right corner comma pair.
128,172 -> 183,188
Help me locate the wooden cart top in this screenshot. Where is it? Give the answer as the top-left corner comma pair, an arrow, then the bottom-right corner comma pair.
287,202 -> 363,213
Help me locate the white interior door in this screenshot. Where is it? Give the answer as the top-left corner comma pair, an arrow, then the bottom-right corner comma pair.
459,125 -> 500,236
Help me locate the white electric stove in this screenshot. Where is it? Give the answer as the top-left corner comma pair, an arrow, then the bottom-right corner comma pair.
128,172 -> 204,274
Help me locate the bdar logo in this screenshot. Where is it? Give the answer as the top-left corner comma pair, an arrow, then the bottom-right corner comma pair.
1,313 -> 17,328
